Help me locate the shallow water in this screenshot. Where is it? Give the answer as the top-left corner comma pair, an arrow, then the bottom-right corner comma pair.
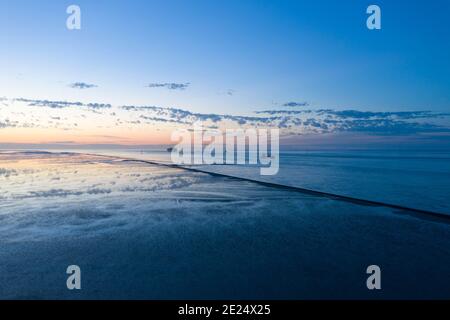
196,150 -> 450,214
1,151 -> 450,299
74,148 -> 450,214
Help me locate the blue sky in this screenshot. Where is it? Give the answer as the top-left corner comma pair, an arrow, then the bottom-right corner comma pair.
1,0 -> 449,113
0,0 -> 449,145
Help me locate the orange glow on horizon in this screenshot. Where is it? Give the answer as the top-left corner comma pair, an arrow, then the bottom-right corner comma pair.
0,127 -> 176,145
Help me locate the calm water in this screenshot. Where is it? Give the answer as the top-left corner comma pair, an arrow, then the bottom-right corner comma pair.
197,150 -> 450,215
1,151 -> 450,299
61,148 -> 450,215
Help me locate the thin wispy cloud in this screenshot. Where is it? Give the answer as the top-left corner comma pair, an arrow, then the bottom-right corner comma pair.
146,82 -> 190,90
0,121 -> 17,129
282,101 -> 309,107
69,82 -> 98,89
2,97 -> 450,137
48,141 -> 77,144
255,109 -> 450,119
88,135 -> 131,140
119,103 -> 450,134
217,89 -> 235,96
0,97 -> 8,107
16,98 -> 111,109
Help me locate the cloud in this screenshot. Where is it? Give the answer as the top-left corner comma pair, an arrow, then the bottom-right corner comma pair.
146,82 -> 190,90
253,109 -> 450,134
118,103 -> 450,134
69,82 -> 98,89
86,188 -> 112,195
48,141 -> 76,144
85,103 -> 112,109
282,101 -> 309,107
122,104 -> 270,126
0,119 -> 18,128
15,98 -> 111,109
325,110 -> 450,120
0,96 -> 8,106
256,109 -> 450,119
139,115 -> 190,124
0,168 -> 18,177
88,135 -> 131,140
28,189 -> 84,198
218,89 -> 235,96
4,97 -> 450,137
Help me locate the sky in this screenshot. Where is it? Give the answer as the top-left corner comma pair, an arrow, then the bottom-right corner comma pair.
0,0 -> 449,146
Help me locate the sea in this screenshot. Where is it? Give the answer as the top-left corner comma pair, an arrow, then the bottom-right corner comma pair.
1,148 -> 449,299
74,147 -> 450,214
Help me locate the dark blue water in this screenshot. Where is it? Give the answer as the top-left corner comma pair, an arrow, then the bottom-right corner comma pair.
191,150 -> 450,215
